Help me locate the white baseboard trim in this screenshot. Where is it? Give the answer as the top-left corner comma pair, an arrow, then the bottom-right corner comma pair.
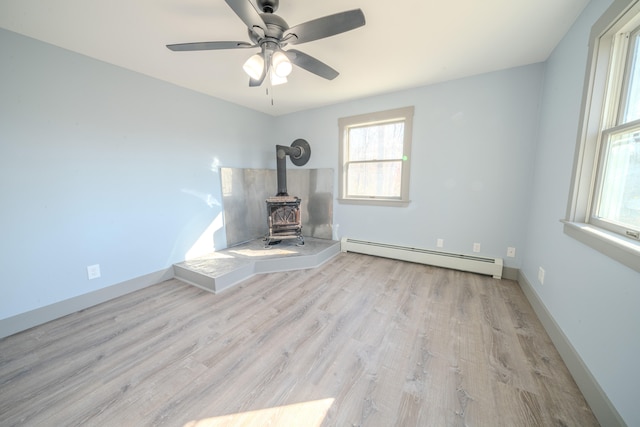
0,268 -> 174,339
517,271 -> 626,427
502,266 -> 519,281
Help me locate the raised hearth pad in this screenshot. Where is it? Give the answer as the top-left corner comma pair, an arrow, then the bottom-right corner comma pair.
173,237 -> 340,293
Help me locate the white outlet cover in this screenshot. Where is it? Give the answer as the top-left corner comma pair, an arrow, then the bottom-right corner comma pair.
507,247 -> 516,257
437,238 -> 444,248
87,264 -> 101,280
473,243 -> 481,253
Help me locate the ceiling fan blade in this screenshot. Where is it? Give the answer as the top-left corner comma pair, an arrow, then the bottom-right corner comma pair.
224,0 -> 267,34
167,41 -> 254,51
283,9 -> 365,45
284,49 -> 339,80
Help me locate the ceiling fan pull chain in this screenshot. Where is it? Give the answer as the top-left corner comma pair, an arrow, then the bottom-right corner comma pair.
266,83 -> 275,106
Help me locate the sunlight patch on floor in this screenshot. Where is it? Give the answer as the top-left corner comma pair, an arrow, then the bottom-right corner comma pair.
182,398 -> 334,427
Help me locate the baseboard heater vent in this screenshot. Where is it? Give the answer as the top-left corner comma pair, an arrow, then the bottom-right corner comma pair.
341,238 -> 503,279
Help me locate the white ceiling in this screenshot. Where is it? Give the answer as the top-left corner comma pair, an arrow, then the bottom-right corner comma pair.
0,0 -> 589,116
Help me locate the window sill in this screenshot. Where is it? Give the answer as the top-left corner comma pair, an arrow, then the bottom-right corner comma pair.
562,220 -> 640,273
338,198 -> 411,207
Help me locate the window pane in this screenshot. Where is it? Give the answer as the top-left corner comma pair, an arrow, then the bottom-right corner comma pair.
348,122 -> 404,161
623,31 -> 640,123
347,161 -> 402,197
596,128 -> 640,229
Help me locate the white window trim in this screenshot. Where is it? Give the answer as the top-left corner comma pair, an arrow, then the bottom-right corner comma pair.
338,106 -> 414,207
564,0 -> 640,273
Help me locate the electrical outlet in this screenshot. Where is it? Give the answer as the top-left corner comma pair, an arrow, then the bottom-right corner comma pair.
87,264 -> 101,280
437,238 -> 444,248
473,242 -> 481,253
507,247 -> 516,257
538,267 -> 545,285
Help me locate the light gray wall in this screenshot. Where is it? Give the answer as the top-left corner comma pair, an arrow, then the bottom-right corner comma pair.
0,29 -> 275,319
275,64 -> 544,268
523,0 -> 640,425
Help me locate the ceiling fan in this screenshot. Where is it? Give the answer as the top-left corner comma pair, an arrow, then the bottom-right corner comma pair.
167,0 -> 365,87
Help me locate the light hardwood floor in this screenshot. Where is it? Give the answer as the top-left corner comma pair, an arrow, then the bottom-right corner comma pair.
0,253 -> 598,426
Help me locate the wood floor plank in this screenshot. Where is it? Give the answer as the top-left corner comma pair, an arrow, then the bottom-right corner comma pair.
0,253 -> 599,426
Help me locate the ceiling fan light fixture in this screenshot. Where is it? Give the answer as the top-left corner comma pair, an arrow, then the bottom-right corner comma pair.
270,70 -> 288,86
272,51 -> 292,78
243,53 -> 264,80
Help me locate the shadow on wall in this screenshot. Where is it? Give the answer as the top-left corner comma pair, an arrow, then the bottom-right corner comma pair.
221,168 -> 334,246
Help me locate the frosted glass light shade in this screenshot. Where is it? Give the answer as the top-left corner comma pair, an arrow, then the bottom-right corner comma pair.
270,70 -> 288,86
243,54 -> 264,80
272,51 -> 292,78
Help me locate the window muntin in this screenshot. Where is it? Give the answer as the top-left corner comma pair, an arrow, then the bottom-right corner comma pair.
338,107 -> 414,206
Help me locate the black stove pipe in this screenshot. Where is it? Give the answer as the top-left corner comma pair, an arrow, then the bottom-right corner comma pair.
275,139 -> 310,196
276,146 -> 291,196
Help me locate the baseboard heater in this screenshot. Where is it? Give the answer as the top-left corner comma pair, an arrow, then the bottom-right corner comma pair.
341,238 -> 503,279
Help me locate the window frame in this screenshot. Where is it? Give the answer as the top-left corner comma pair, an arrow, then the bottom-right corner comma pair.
619,25 -> 640,123
590,120 -> 640,237
564,0 -> 640,273
338,106 -> 414,207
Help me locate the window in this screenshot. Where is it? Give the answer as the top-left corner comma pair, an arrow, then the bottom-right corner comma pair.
338,106 -> 414,206
565,0 -> 640,272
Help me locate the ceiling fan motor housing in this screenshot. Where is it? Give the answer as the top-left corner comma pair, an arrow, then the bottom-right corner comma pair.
257,0 -> 279,13
248,13 -> 289,44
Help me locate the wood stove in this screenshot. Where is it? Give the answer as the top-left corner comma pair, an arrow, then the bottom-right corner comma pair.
265,196 -> 303,246
264,139 -> 310,247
